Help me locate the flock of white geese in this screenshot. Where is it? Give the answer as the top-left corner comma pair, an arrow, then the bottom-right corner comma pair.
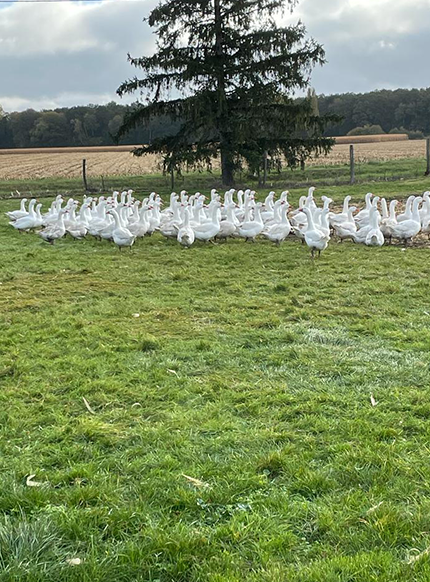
6,187 -> 430,256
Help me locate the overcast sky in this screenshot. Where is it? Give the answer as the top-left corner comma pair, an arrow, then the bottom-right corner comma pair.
0,0 -> 429,112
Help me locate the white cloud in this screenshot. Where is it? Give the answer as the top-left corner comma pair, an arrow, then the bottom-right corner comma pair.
378,40 -> 396,50
0,91 -> 136,112
0,0 -> 156,56
0,0 -> 157,111
286,0 -> 430,94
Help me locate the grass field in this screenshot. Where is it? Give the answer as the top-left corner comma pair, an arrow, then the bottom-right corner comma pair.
0,158 -> 429,202
2,174 -> 430,581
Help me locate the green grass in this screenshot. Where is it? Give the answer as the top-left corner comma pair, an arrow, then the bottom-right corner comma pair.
2,176 -> 430,581
1,156 -> 429,199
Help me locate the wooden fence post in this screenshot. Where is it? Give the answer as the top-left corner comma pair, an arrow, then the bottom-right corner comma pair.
425,138 -> 430,176
82,159 -> 88,191
349,144 -> 355,184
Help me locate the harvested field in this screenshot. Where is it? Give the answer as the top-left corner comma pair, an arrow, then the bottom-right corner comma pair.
334,133 -> 408,144
0,151 -> 162,180
307,139 -> 427,166
0,145 -> 138,155
0,139 -> 426,179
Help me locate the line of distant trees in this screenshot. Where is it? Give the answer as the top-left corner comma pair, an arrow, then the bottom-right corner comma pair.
318,88 -> 430,139
0,87 -> 429,149
0,102 -> 180,149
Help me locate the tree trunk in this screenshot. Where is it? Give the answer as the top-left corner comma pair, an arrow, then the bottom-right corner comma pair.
263,150 -> 268,185
214,0 -> 234,186
221,147 -> 234,186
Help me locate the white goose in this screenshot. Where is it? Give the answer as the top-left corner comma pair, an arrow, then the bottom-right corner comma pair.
397,195 -> 415,223
66,202 -> 89,240
192,202 -> 221,242
333,206 -> 357,241
354,200 -> 381,243
355,192 -> 373,225
365,207 -> 384,247
217,203 -> 238,240
9,200 -> 40,232
39,209 -> 67,244
6,198 -> 28,221
87,201 -> 110,238
302,207 -> 329,258
177,208 -> 195,248
380,200 -> 397,244
237,203 -> 264,242
263,204 -> 291,245
128,204 -> 151,238
42,195 -> 63,225
329,195 -> 351,227
391,197 -> 422,244
107,209 -> 136,249
420,192 -> 430,224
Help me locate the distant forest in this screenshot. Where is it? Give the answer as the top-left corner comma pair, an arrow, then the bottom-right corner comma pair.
318,88 -> 430,139
0,87 -> 429,149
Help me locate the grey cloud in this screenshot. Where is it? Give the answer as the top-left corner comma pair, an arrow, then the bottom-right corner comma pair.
294,0 -> 430,93
0,0 -> 157,111
0,0 -> 429,111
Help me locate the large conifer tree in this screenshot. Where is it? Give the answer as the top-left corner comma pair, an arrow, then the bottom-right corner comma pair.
117,0 -> 336,185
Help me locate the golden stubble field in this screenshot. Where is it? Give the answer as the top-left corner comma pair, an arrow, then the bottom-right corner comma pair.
0,140 -> 426,180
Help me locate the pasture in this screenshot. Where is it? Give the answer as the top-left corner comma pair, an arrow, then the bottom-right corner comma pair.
1,171 -> 430,581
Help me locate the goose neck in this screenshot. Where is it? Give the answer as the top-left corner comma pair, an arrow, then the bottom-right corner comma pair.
303,207 -> 315,230
342,196 -> 350,213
